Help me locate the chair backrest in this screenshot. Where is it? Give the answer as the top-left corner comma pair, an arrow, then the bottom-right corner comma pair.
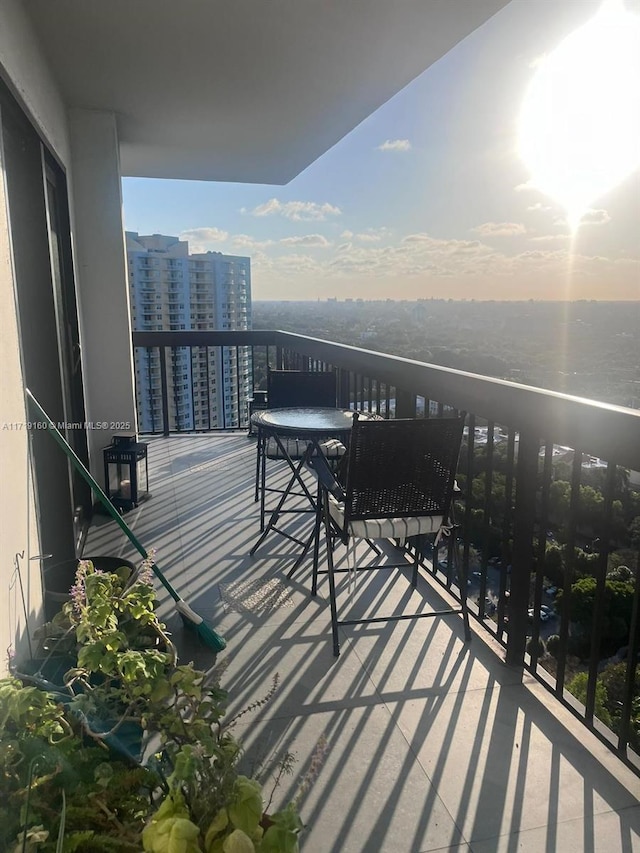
267,369 -> 337,409
342,414 -> 465,524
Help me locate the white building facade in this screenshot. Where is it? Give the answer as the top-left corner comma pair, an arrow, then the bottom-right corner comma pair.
127,233 -> 252,432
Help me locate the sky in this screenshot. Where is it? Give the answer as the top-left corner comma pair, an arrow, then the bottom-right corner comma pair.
122,0 -> 640,302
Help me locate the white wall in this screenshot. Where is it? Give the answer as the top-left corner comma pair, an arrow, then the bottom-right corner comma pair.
0,0 -> 70,165
69,108 -> 138,474
0,143 -> 43,672
0,0 -> 71,673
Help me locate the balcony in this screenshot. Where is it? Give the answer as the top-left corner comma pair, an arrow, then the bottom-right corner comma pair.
3,0 -> 640,842
85,390 -> 640,850
130,328 -> 640,727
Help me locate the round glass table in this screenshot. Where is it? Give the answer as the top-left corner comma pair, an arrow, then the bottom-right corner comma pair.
250,407 -> 380,567
252,406 -> 363,438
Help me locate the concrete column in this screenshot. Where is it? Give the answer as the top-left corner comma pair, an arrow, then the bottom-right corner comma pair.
68,109 -> 137,479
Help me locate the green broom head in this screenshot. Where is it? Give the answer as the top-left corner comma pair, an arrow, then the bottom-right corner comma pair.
175,599 -> 227,652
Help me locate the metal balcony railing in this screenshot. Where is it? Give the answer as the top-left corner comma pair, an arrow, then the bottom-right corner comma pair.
132,328 -> 640,773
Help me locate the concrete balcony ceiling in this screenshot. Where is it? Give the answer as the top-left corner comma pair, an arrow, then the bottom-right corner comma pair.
24,0 -> 509,182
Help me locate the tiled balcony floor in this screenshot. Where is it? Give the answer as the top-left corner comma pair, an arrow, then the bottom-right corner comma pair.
84,434 -> 640,852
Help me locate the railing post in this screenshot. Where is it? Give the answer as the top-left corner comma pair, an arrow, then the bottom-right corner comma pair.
159,346 -> 170,437
505,429 -> 539,669
337,368 -> 350,409
395,388 -> 416,418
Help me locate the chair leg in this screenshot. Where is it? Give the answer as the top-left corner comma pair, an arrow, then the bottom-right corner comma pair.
411,546 -> 419,588
259,437 -> 267,532
323,495 -> 341,656
254,432 -> 262,503
311,480 -> 322,597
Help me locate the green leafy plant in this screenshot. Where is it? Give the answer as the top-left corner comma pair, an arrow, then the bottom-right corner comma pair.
0,676 -> 158,850
4,557 -> 312,852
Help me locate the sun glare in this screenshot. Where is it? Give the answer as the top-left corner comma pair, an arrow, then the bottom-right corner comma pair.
519,0 -> 640,230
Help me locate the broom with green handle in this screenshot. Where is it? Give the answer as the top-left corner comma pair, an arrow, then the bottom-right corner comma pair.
26,389 -> 226,652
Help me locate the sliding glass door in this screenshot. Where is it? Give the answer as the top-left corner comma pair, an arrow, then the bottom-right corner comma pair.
0,79 -> 90,593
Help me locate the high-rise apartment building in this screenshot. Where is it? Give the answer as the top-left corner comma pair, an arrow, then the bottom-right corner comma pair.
126,232 -> 252,432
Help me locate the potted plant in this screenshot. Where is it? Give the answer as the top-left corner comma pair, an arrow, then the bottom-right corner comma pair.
6,556 -> 309,851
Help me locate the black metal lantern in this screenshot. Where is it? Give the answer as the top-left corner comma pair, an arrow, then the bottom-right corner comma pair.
103,435 -> 149,511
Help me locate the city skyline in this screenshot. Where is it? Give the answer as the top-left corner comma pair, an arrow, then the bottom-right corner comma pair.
122,0 -> 640,302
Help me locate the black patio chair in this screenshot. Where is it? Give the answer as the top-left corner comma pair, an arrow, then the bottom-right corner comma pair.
310,413 -> 471,655
253,369 -> 343,529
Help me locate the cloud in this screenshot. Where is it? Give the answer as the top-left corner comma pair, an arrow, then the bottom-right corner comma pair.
248,198 -> 341,221
354,228 -> 389,243
553,208 -> 611,228
324,232 -> 496,279
280,234 -> 331,248
471,222 -> 527,237
376,139 -> 412,152
581,208 -> 611,226
401,234 -> 488,255
179,227 -> 228,252
402,233 -> 436,244
527,202 -> 554,212
253,222 -> 639,299
340,228 -> 388,243
529,233 -> 570,243
229,234 -> 274,251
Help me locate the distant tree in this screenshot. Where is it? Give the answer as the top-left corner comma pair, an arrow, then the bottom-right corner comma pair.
585,466 -> 630,500
608,499 -> 628,543
599,661 -> 640,753
608,549 -> 639,574
470,471 -> 507,518
558,576 -> 635,651
607,565 -> 633,582
574,548 -> 599,578
628,492 -> 640,519
567,672 -> 612,728
549,480 -> 571,520
600,660 -> 640,709
546,634 -> 561,657
526,636 -> 546,658
553,461 -> 574,483
579,485 -> 604,528
541,544 -> 564,586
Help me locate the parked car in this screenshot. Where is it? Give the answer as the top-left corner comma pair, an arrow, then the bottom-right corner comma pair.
528,607 -> 550,622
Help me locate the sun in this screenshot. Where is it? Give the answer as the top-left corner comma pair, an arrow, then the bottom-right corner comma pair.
519,0 -> 640,230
